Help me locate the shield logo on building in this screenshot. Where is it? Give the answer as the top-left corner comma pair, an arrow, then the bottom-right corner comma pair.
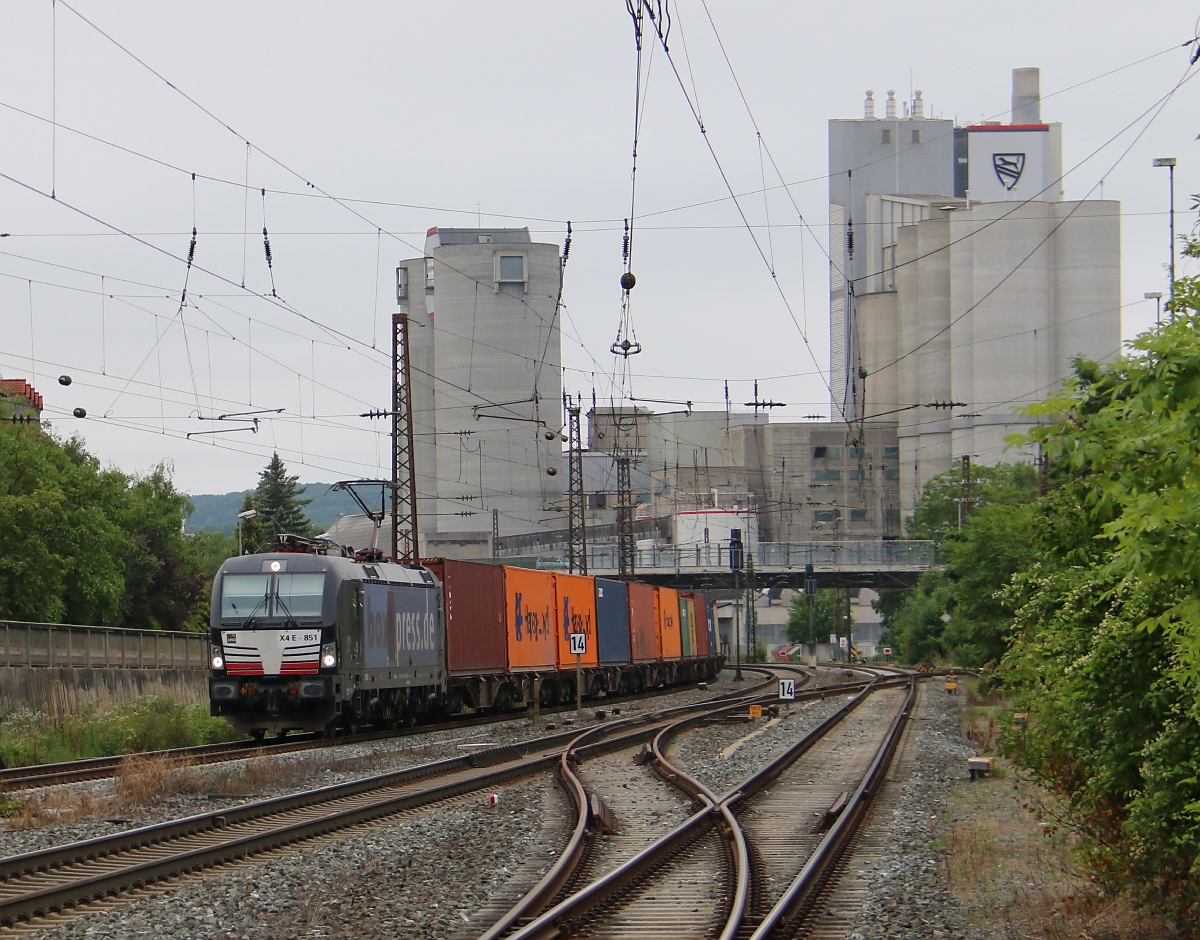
992,153 -> 1026,191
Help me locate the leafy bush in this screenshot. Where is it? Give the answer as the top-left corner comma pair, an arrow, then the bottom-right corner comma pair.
998,253 -> 1200,919
0,696 -> 239,768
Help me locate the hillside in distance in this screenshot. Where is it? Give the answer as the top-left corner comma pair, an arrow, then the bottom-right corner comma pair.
186,483 -> 363,535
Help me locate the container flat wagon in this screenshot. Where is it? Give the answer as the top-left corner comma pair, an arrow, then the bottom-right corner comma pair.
208,543 -> 724,736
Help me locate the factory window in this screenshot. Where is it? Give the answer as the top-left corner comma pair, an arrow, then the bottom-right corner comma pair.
883,445 -> 900,458
885,508 -> 901,523
814,509 -> 838,522
589,493 -> 608,510
848,446 -> 868,458
813,469 -> 842,481
495,254 -> 527,289
883,468 -> 900,480
849,468 -> 865,481
881,129 -> 892,145
850,509 -> 868,522
812,446 -> 841,459
911,129 -> 921,144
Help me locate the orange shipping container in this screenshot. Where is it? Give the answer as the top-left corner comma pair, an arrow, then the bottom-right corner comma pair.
553,572 -> 600,669
504,567 -> 557,671
657,587 -> 683,661
628,581 -> 660,663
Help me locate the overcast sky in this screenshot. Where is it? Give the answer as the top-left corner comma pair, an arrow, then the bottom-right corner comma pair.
1,1 -> 1197,500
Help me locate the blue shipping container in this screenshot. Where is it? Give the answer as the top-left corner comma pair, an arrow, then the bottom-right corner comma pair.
594,579 -> 632,665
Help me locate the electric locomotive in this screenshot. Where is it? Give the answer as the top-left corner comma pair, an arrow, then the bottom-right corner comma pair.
208,543 -> 443,737
209,536 -> 726,738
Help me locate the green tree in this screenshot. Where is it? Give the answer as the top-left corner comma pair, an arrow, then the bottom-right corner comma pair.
242,453 -> 314,549
999,232 -> 1200,917
905,461 -> 1038,540
0,424 -> 205,630
784,589 -> 849,645
879,462 -> 1038,666
181,529 -> 238,629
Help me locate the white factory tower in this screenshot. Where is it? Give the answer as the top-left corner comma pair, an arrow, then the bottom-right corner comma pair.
397,228 -> 565,558
830,68 -> 1120,513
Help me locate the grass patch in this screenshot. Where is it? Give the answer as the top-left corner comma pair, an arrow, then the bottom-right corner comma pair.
0,696 -> 240,768
942,764 -> 1178,938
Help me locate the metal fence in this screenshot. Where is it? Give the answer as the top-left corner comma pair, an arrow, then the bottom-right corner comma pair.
583,540 -> 940,572
0,622 -> 208,670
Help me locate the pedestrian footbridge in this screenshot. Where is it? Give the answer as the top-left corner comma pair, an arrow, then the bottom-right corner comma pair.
502,541 -> 939,590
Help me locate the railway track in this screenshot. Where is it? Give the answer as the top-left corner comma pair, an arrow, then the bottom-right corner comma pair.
0,669 -> 791,932
0,671 -> 763,793
481,668 -> 916,940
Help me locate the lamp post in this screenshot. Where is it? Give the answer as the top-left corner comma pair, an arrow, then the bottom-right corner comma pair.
729,528 -> 744,680
1144,291 -> 1163,331
1153,157 -> 1177,313
237,509 -> 257,555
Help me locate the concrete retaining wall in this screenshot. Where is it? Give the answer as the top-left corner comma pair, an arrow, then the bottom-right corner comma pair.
0,667 -> 208,721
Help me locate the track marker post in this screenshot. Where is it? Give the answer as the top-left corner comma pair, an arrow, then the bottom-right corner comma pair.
779,677 -> 796,713
570,632 -> 587,719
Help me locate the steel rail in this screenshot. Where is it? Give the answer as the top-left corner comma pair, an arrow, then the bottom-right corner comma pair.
747,675 -> 918,939
476,668 -> 813,940
496,673 -> 902,940
0,669 -> 770,793
0,671 -> 788,928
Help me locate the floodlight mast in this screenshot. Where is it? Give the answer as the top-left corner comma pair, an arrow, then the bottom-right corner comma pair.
236,508 -> 257,555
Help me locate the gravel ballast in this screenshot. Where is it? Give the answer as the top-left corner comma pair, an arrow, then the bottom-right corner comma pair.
847,683 -> 975,940
30,775 -> 558,940
0,673 -> 761,860
5,673 -> 781,938
668,693 -> 852,795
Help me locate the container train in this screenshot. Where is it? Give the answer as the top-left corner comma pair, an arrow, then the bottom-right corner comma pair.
208,541 -> 724,737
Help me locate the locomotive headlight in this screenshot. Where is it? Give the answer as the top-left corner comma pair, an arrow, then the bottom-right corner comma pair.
321,642 -> 337,669
210,646 -> 225,670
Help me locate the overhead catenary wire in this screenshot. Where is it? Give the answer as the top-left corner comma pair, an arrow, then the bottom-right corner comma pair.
10,7 -> 1194,512
0,37 -> 1185,233
634,0 -> 842,427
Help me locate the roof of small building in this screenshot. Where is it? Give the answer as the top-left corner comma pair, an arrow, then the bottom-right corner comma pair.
0,379 -> 43,410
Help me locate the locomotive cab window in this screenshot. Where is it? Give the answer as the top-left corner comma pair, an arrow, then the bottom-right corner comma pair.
220,572 -> 325,621
275,573 -> 325,618
221,574 -> 269,619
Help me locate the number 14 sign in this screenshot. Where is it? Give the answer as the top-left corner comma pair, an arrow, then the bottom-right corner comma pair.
778,678 -> 796,701
569,633 -> 587,655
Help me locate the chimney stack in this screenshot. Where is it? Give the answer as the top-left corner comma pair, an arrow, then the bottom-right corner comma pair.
864,90 -> 875,119
885,90 -> 897,119
912,90 -> 924,119
1011,67 -> 1041,124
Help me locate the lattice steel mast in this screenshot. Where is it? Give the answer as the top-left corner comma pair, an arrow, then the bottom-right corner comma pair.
616,453 -> 635,580
391,312 -> 419,563
565,395 -> 587,574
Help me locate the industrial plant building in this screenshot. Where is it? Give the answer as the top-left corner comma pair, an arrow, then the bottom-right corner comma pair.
328,67 -> 1121,570
830,68 -> 1120,511
395,227 -> 565,557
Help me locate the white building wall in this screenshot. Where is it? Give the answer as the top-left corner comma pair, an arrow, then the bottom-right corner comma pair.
400,229 -> 564,549
828,98 -> 955,420
887,200 -> 1121,502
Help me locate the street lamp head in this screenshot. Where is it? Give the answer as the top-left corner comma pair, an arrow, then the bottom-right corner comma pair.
1144,291 -> 1163,300
1153,157 -> 1177,167
237,509 -> 258,520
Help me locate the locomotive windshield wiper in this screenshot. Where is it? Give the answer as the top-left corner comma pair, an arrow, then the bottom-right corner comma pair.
273,590 -> 300,629
242,589 -> 270,627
